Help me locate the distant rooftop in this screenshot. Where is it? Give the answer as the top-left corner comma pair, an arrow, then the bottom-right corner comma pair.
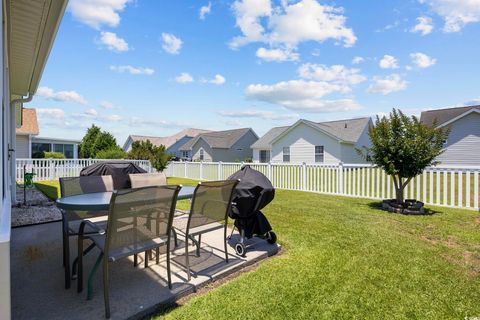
16,108 -> 39,135
179,128 -> 254,150
420,105 -> 480,127
125,128 -> 210,149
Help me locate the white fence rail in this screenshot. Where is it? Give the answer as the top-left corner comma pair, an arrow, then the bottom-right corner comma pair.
16,158 -> 154,181
165,161 -> 480,211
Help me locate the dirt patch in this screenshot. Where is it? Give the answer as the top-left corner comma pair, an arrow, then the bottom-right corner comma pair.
23,246 -> 45,262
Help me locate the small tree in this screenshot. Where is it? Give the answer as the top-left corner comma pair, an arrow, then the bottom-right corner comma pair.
79,124 -> 101,158
358,109 -> 449,205
91,131 -> 118,157
127,140 -> 172,172
95,147 -> 127,159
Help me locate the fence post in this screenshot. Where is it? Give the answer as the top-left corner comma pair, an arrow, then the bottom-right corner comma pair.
184,161 -> 187,178
338,162 -> 343,194
268,162 -> 272,181
49,158 -> 55,180
302,162 -> 307,191
200,161 -> 203,180
217,161 -> 222,180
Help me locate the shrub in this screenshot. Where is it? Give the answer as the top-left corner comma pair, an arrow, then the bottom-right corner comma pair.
44,152 -> 65,159
95,148 -> 127,159
32,151 -> 45,159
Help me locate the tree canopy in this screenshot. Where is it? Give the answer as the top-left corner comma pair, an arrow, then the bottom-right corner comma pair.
128,140 -> 171,171
358,109 -> 449,204
79,125 -> 121,158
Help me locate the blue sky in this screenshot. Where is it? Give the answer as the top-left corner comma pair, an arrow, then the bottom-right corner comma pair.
31,0 -> 480,145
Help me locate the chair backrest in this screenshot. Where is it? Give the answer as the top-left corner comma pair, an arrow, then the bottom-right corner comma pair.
129,172 -> 167,188
59,175 -> 114,197
187,180 -> 239,232
105,185 -> 181,259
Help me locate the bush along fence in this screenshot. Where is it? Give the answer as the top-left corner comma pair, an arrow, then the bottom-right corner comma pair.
16,158 -> 154,182
165,161 -> 480,211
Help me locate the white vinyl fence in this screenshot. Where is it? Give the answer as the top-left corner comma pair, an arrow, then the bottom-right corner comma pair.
165,161 -> 480,211
16,158 -> 154,181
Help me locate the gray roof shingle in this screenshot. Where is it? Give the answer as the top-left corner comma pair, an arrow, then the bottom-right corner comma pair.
179,128 -> 253,150
251,117 -> 371,149
420,105 -> 480,127
125,128 -> 210,149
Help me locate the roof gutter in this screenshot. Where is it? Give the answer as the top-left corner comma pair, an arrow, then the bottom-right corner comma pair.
11,92 -> 33,105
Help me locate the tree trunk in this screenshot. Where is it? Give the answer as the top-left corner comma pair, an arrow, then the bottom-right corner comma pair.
395,176 -> 404,205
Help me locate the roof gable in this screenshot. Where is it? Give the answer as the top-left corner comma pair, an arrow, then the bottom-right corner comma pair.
124,128 -> 210,149
420,105 -> 480,127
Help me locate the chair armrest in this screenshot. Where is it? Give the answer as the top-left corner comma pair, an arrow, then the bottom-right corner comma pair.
78,220 -> 106,237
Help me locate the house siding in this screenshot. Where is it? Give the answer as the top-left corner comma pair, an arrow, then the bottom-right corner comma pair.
191,138 -> 213,162
436,112 -> 480,166
167,136 -> 193,158
271,123 -> 342,164
15,134 -> 29,158
191,130 -> 257,162
340,121 -> 372,163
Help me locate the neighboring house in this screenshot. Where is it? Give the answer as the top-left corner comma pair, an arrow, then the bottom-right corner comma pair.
179,128 -> 258,162
15,108 -> 80,158
123,128 -> 210,159
251,117 -> 372,164
420,105 -> 480,166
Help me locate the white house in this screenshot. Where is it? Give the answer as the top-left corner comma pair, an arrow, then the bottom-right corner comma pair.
251,117 -> 372,164
15,108 -> 80,158
420,105 -> 480,166
0,1 -> 67,318
123,128 -> 210,159
179,128 -> 258,162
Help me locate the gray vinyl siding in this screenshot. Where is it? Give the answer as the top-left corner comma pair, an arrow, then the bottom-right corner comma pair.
340,120 -> 372,163
15,134 -> 29,158
436,112 -> 480,166
271,123 -> 341,164
191,138 -> 213,162
167,136 -> 193,158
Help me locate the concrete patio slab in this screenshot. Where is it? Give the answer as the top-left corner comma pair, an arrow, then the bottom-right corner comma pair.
11,221 -> 279,320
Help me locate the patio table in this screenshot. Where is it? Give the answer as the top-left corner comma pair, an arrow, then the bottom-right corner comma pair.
56,185 -> 196,211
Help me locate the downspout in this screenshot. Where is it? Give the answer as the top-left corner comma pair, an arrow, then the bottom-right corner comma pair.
11,92 -> 33,105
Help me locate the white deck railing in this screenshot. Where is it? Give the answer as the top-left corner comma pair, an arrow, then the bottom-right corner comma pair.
165,161 -> 480,211
16,158 -> 154,182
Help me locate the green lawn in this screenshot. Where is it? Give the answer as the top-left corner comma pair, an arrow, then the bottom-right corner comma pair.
157,178 -> 480,320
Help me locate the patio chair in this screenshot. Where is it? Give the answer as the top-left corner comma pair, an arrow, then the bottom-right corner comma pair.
76,185 -> 181,319
59,175 -> 114,289
173,180 -> 239,281
129,172 -> 167,188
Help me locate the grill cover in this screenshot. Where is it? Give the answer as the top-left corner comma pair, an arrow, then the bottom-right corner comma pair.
80,161 -> 147,190
228,166 -> 275,237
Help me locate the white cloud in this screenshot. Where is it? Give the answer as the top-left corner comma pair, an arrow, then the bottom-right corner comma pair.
352,56 -> 364,64
36,108 -> 66,119
256,47 -> 299,62
420,0 -> 480,32
161,33 -> 183,54
246,80 -> 361,112
379,55 -> 399,69
99,101 -> 115,109
203,74 -> 226,85
99,31 -> 129,52
84,108 -> 98,116
230,0 -> 356,53
199,2 -> 212,20
410,52 -> 437,68
68,0 -> 130,29
411,16 -> 434,35
110,65 -> 155,75
297,63 -> 366,89
37,86 -> 88,105
367,74 -> 407,95
105,114 -> 123,122
218,110 -> 298,120
175,72 -> 194,84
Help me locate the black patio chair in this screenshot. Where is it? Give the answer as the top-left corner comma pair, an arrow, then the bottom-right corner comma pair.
173,180 -> 239,281
76,185 -> 181,319
59,175 -> 114,289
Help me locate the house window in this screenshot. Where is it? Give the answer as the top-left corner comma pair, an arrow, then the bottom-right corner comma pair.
236,148 -> 243,151
181,151 -> 189,158
315,146 -> 324,163
53,144 -> 74,158
32,143 -> 51,153
199,148 -> 204,161
283,147 -> 290,162
259,150 -> 270,163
